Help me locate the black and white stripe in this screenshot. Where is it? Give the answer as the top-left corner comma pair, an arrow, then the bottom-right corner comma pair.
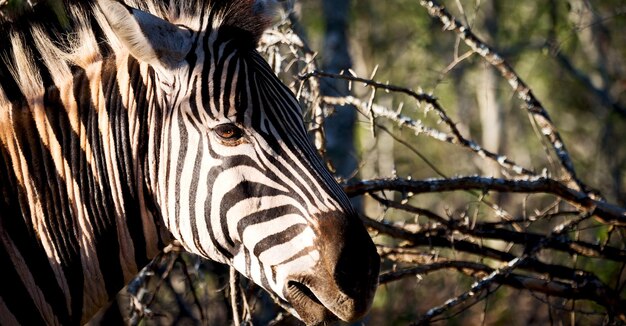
0,1 -> 379,325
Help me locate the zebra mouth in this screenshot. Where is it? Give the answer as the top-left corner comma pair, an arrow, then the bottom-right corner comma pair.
285,280 -> 338,325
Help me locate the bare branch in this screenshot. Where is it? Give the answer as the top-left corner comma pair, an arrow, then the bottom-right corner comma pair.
409,212 -> 623,324
370,192 -> 626,261
301,77 -> 537,177
380,260 -> 626,323
348,176 -> 626,225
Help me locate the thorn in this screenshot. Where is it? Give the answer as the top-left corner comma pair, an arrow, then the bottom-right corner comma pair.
395,102 -> 404,114
369,64 -> 379,80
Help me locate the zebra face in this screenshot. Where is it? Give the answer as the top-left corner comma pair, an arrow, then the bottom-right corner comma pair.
99,0 -> 379,324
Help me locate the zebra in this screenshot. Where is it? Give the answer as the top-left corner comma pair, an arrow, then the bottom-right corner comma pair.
0,0 -> 380,325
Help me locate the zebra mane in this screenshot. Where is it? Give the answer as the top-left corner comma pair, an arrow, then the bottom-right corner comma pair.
0,0 -> 277,105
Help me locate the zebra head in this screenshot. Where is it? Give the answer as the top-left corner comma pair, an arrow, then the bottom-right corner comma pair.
98,0 -> 379,324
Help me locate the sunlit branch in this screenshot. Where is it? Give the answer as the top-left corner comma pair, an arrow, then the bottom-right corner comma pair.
348,176 -> 626,225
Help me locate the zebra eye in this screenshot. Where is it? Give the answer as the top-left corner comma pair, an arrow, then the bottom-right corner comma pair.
214,123 -> 243,142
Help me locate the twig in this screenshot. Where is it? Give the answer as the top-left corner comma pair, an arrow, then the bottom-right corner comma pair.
364,211 -> 626,316
229,267 -> 241,326
380,259 -> 625,322
363,216 -> 603,281
175,255 -> 206,322
370,193 -> 625,261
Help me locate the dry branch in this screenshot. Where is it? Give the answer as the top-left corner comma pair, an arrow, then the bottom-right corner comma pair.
346,176 -> 626,225
380,260 -> 626,324
300,73 -> 538,178
361,201 -> 626,322
368,191 -> 625,261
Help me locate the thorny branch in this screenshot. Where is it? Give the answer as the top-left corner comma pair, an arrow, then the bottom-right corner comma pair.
345,176 -> 626,225
300,73 -> 536,177
411,213 -> 623,324
366,211 -> 626,323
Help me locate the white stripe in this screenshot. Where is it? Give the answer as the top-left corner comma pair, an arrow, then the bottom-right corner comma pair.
258,227 -> 317,267
226,197 -> 307,243
176,115 -> 202,249
208,166 -> 289,252
267,251 -> 320,300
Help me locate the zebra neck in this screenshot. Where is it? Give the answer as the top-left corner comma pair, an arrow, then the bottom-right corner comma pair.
68,54 -> 171,285
0,54 -> 168,323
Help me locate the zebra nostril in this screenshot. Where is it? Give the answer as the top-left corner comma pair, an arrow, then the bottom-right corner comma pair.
313,211 -> 380,298
333,223 -> 380,298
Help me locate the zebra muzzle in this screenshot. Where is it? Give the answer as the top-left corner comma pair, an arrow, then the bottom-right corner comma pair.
284,212 -> 380,325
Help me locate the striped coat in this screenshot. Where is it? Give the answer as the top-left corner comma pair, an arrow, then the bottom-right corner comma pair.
0,0 -> 379,325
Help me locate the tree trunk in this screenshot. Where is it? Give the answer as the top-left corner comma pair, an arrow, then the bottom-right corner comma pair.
476,1 -> 503,179
320,0 -> 361,208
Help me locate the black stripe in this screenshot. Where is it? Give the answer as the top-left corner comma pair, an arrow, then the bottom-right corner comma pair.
252,223 -> 307,258
235,58 -> 251,123
271,246 -> 314,284
87,60 -> 125,298
200,26 -> 216,120
0,138 -> 74,324
221,47 -> 240,118
244,247 -> 251,277
187,76 -> 205,124
203,170 -> 235,260
0,239 -> 48,325
210,41 -> 225,117
140,66 -> 168,250
125,56 -> 150,265
173,109 -> 189,242
42,85 -> 88,322
258,261 -> 270,291
44,85 -> 82,262
235,205 -> 303,241
185,119 -> 210,258
220,180 -> 291,248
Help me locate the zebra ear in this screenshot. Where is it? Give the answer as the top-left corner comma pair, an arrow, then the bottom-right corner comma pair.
252,0 -> 281,21
97,0 -> 192,68
225,0 -> 281,44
